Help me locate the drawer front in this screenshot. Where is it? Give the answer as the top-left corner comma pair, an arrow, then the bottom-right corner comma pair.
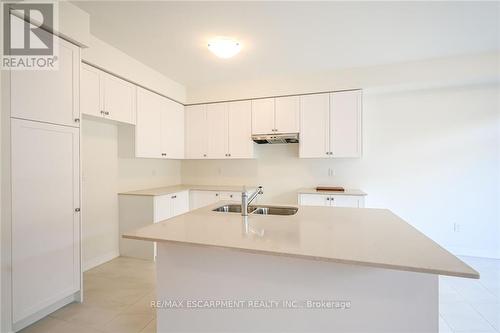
331,195 -> 364,208
298,194 -> 330,207
219,191 -> 242,201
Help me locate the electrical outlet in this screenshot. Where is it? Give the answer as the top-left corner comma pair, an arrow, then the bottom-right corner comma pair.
327,168 -> 335,177
453,223 -> 461,233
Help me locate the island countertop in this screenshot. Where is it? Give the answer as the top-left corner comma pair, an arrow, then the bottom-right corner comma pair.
122,202 -> 478,279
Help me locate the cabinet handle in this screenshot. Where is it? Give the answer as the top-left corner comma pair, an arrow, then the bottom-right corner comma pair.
171,195 -> 177,199
203,154 -> 207,157
74,118 -> 80,123
161,153 -> 167,156
230,194 -> 233,198
105,111 -> 110,115
215,193 -> 219,197
75,208 -> 81,212
330,197 -> 334,201
100,110 -> 105,115
228,153 -> 231,157
326,197 -> 330,201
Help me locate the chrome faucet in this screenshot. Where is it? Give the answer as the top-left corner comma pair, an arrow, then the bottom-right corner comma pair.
241,186 -> 263,216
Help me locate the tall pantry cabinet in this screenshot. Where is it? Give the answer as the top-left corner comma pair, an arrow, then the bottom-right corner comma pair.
7,33 -> 82,331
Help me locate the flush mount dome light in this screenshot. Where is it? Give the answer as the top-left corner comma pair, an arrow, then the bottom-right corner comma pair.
208,37 -> 241,58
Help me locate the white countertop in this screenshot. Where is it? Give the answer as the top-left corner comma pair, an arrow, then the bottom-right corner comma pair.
297,188 -> 367,196
123,201 -> 478,279
119,184 -> 254,196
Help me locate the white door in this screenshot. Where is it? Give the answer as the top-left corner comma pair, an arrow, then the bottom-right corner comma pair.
10,33 -> 80,127
135,88 -> 162,158
102,73 -> 136,124
80,63 -> 102,118
331,195 -> 363,208
299,93 -> 330,158
185,105 -> 207,159
227,100 -> 253,159
190,191 -> 220,210
299,194 -> 330,207
154,195 -> 173,223
11,119 -> 80,323
251,98 -> 275,134
161,99 -> 185,159
330,90 -> 362,158
206,103 -> 228,159
275,96 -> 300,133
172,191 -> 190,216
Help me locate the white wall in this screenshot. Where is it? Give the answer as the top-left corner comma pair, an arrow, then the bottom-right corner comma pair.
182,83 -> 500,259
187,51 -> 499,104
82,35 -> 186,103
82,118 -> 181,270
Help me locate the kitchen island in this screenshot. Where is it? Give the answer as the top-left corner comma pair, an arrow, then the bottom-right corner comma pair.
123,202 -> 478,333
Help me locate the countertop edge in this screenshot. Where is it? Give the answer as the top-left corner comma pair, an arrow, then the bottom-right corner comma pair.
122,234 -> 479,279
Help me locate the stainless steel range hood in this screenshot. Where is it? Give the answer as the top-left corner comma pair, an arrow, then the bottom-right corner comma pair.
251,133 -> 299,144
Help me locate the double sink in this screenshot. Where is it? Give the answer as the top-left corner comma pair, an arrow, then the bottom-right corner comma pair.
213,204 -> 298,216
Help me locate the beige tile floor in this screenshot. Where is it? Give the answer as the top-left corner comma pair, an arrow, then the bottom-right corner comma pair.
20,255 -> 500,333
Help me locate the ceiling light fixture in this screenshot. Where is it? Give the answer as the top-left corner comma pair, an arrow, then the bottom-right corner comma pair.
208,37 -> 241,59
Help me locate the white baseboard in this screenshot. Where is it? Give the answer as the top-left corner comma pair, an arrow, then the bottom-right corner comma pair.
83,250 -> 119,271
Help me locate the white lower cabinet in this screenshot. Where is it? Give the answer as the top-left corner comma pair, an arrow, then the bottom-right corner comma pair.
119,190 -> 189,259
189,190 -> 242,210
11,119 -> 81,326
298,194 -> 365,208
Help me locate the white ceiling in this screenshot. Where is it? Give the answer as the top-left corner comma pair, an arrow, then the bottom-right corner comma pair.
74,1 -> 500,88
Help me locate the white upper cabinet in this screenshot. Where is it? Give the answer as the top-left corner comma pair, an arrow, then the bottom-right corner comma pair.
227,100 -> 253,159
161,99 -> 185,159
102,72 -> 136,125
136,88 -> 185,159
80,63 -> 102,118
185,105 -> 208,159
300,90 -> 362,159
330,90 -> 362,158
252,97 -> 300,134
251,98 -> 275,134
207,103 -> 228,159
185,101 -> 254,159
80,64 -> 136,125
135,87 -> 162,158
299,93 -> 330,158
11,34 -> 80,127
275,96 -> 300,133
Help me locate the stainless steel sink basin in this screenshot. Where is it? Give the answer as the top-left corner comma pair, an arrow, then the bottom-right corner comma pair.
251,206 -> 298,216
213,204 -> 298,216
212,204 -> 255,214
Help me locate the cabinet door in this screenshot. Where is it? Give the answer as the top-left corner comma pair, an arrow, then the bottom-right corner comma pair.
330,90 -> 362,158
11,34 -> 80,127
154,195 -> 173,223
251,98 -> 275,134
172,191 -> 189,216
228,100 -> 253,159
207,103 -> 228,159
189,191 -> 220,210
11,119 -> 80,322
275,96 -> 300,133
80,63 -> 103,118
331,195 -> 363,208
135,88 -> 162,158
298,194 -> 330,207
161,99 -> 185,159
185,105 -> 207,159
299,94 -> 330,158
102,73 -> 136,124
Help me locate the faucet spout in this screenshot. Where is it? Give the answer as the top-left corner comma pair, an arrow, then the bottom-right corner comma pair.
241,186 -> 263,216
